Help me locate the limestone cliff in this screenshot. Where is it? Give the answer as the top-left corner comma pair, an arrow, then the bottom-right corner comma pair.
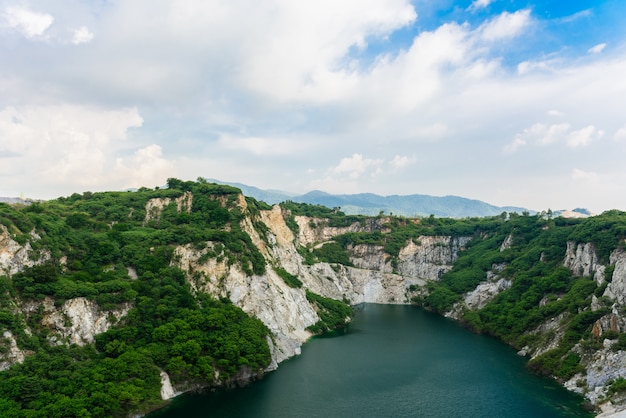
169,204 -> 468,371
0,331 -> 26,371
0,226 -> 49,275
172,242 -> 319,368
35,297 -> 131,346
564,241 -> 606,285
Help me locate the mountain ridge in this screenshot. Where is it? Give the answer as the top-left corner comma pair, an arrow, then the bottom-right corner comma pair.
205,178 -> 530,218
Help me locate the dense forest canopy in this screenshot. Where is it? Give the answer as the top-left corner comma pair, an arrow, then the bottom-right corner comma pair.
0,180 -> 273,417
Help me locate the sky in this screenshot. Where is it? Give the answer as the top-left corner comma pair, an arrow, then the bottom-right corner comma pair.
1,0 -> 626,213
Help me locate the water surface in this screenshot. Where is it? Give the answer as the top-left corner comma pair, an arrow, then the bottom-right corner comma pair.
151,304 -> 591,417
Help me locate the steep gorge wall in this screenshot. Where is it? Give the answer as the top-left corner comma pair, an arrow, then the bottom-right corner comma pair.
169,204 -> 469,370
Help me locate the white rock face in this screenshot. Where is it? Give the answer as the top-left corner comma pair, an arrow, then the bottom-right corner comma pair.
144,191 -> 193,224
517,312 -> 568,359
564,241 -> 605,285
301,263 -> 424,305
500,234 -> 514,251
160,370 -> 179,400
173,243 -> 319,369
397,236 -> 470,281
294,216 -> 390,247
596,403 -> 626,417
565,347 -> 626,405
463,278 -> 512,311
0,331 -> 26,371
0,225 -> 49,275
605,250 -> 626,306
38,297 -> 131,346
442,263 -> 510,320
349,244 -> 392,272
591,314 -> 626,337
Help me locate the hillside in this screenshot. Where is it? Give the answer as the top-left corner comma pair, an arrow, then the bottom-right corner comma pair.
205,178 -> 530,217
0,179 -> 625,416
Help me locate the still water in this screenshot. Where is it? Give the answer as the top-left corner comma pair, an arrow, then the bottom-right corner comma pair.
150,304 -> 591,418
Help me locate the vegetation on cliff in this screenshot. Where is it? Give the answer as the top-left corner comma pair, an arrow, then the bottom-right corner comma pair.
281,202 -> 626,402
2,180 -> 626,414
0,180 -> 274,417
416,212 -> 626,383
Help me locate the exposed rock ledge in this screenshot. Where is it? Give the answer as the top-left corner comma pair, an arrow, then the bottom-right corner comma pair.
25,296 -> 131,346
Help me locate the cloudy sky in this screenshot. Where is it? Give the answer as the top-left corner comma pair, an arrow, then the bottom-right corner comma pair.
1,0 -> 625,213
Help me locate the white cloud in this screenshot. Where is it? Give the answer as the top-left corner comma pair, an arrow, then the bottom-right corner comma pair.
2,1 -> 626,212
557,9 -> 592,24
503,137 -> 526,154
3,6 -> 53,39
217,135 -> 310,156
72,26 -> 93,44
233,0 -> 417,102
614,125 -> 626,141
390,155 -> 416,169
333,153 -> 383,179
509,123 -> 602,150
408,123 -> 449,139
571,168 -> 598,182
467,0 -> 493,12
566,125 -> 603,148
479,10 -> 531,42
537,123 -> 571,145
0,105 -> 146,195
517,58 -> 557,75
509,123 -> 570,148
587,43 -> 606,54
115,145 -> 175,189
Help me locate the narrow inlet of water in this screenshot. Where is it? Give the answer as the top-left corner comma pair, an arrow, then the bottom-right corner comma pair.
150,304 -> 591,418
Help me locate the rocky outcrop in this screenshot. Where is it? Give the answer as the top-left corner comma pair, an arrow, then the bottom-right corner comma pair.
144,191 -> 193,224
564,241 -> 606,285
301,263 -> 425,305
266,209 -> 467,305
160,370 -> 178,400
396,236 -> 470,280
445,260 -> 510,320
295,216 -> 390,246
0,331 -> 27,371
34,297 -> 131,346
592,314 -> 626,338
173,243 -> 319,369
0,226 -> 49,275
566,343 -> 626,406
500,234 -> 514,251
462,277 -> 512,311
517,312 -> 569,358
604,250 -> 626,306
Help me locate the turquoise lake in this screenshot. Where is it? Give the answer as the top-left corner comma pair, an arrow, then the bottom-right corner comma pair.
150,304 -> 592,417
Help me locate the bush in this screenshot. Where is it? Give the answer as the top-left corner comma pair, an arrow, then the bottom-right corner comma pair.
305,291 -> 353,333
275,267 -> 302,288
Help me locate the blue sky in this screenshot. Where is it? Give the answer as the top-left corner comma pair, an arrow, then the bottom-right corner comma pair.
1,0 -> 626,213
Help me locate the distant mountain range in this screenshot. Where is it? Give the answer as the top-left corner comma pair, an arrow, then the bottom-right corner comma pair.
2,183 -> 594,219
204,179 -> 531,218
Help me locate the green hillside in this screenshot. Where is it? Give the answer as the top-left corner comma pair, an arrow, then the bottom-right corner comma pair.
1,179 -> 625,416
